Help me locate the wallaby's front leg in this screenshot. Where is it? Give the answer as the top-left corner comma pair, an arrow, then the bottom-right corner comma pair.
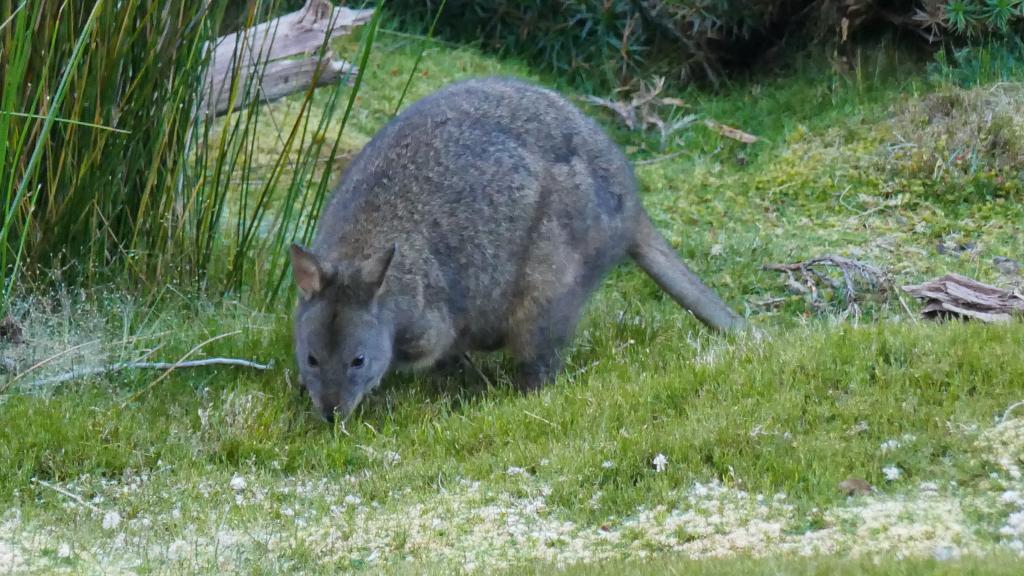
513,351 -> 565,392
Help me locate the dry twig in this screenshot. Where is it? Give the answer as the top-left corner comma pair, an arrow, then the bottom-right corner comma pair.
580,77 -> 699,146
461,352 -> 494,389
703,119 -> 759,143
763,255 -> 888,316
119,331 -> 253,407
1001,400 -> 1024,423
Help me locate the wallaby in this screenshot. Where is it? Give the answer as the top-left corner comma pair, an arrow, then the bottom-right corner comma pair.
290,76 -> 745,423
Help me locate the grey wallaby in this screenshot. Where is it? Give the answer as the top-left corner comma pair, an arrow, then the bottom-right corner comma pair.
290,76 -> 745,423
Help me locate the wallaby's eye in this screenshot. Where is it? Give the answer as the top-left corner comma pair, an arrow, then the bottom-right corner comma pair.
351,354 -> 365,368
307,354 -> 319,367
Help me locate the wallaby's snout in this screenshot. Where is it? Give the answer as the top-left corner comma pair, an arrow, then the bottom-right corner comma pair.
304,362 -> 384,424
308,387 -> 348,424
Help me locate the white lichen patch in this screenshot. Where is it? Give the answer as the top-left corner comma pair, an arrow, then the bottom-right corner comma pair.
977,416 -> 1024,553
0,516 -> 26,573
831,496 -> 978,559
7,475 -> 1001,574
0,541 -> 24,573
9,418 -> 1024,573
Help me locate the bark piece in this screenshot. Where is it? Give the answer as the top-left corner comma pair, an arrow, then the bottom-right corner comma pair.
902,273 -> 1024,322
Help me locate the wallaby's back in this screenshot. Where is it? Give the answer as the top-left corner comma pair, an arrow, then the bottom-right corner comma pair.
314,78 -> 648,335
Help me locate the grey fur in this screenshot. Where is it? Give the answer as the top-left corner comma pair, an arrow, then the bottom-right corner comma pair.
291,76 -> 745,423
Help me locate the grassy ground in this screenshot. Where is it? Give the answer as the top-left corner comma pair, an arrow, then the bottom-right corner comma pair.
2,32 -> 1024,574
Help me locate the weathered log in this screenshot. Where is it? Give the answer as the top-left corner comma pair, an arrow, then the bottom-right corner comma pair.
202,0 -> 373,118
902,273 -> 1024,322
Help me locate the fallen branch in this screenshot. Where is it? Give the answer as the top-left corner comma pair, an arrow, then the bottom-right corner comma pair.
27,358 -> 272,388
202,0 -> 373,118
763,254 -> 888,316
581,77 -> 667,131
119,331 -> 255,407
902,273 -> 1024,322
0,339 -> 101,395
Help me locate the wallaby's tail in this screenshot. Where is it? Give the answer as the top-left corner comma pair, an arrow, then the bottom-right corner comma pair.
629,215 -> 746,332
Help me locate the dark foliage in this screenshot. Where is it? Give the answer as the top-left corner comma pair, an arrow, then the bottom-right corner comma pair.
386,0 -> 1024,88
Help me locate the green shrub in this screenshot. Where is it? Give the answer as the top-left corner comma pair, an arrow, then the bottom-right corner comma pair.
386,0 -> 1024,89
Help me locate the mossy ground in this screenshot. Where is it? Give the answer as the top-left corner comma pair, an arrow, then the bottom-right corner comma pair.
1,31 -> 1023,574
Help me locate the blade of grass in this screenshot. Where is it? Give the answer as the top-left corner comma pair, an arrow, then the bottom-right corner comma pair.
0,111 -> 131,133
393,0 -> 446,115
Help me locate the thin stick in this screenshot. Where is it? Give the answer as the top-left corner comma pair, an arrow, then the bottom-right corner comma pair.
897,292 -> 917,322
1001,400 -> 1024,423
523,410 -> 555,428
27,358 -> 271,388
33,478 -> 101,513
119,331 -> 245,407
3,329 -> 174,392
461,352 -> 494,388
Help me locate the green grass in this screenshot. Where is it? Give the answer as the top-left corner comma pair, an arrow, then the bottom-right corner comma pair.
2,33 -> 1024,574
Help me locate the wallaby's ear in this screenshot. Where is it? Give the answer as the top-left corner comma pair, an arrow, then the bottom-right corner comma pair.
290,243 -> 324,300
358,243 -> 397,298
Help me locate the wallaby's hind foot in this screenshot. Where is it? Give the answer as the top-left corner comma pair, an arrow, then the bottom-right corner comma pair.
508,292 -> 585,393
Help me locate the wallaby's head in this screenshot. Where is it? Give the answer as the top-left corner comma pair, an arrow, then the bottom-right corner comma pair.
289,243 -> 396,423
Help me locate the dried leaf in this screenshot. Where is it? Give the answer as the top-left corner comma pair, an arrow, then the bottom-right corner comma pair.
657,97 -> 687,107
704,119 -> 759,144
838,477 -> 873,496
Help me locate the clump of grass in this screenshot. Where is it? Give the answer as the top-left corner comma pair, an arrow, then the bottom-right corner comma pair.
881,84 -> 1024,204
0,0 -> 383,317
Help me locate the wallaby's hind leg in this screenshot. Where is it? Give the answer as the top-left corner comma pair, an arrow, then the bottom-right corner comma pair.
508,289 -> 587,392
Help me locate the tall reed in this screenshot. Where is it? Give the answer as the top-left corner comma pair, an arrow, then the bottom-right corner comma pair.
0,0 -> 382,315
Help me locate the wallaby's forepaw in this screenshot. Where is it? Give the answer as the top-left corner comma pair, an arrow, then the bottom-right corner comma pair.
514,360 -> 559,393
